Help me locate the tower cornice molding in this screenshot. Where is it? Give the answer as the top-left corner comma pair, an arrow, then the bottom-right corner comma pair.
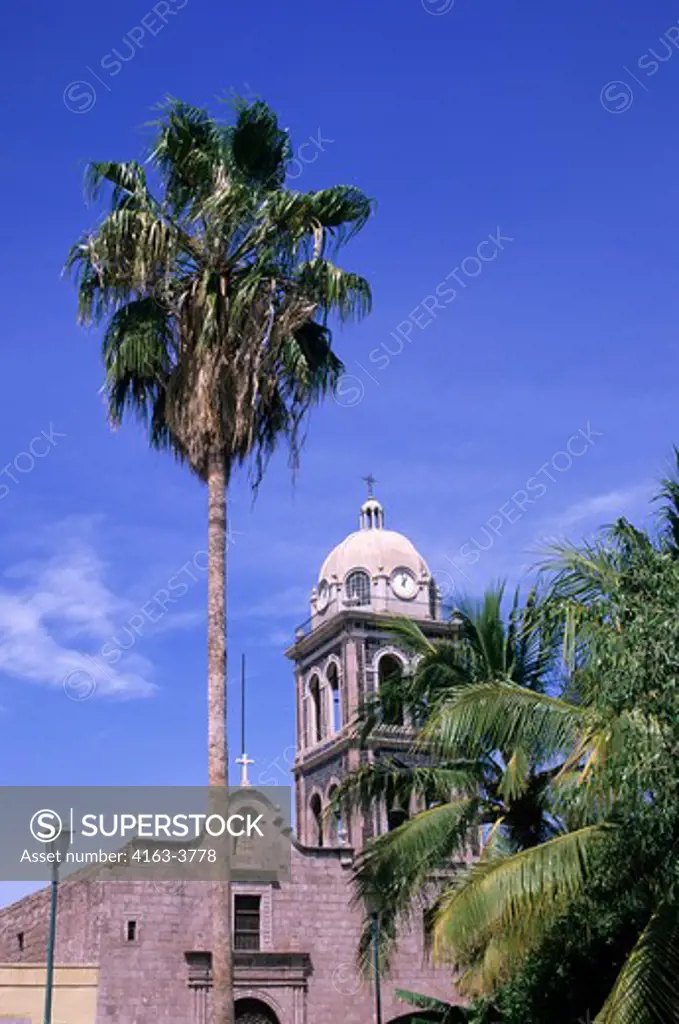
293,730 -> 353,771
286,609 -> 455,659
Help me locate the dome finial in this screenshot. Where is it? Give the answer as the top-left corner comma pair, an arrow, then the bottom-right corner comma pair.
360,475 -> 384,531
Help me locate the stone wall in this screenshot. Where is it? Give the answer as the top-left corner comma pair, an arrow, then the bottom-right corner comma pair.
0,843 -> 461,1024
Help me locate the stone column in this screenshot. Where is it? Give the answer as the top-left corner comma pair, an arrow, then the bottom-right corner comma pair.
343,634 -> 363,847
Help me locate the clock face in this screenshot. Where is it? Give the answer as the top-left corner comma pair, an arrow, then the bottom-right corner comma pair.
391,568 -> 417,600
317,580 -> 330,613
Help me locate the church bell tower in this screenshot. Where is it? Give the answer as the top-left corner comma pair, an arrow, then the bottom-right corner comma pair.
285,485 -> 452,850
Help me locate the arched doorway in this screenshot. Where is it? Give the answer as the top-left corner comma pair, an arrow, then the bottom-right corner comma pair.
235,997 -> 281,1024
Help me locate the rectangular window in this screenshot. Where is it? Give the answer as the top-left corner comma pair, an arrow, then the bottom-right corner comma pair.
126,920 -> 137,942
233,895 -> 261,951
17,932 -> 24,952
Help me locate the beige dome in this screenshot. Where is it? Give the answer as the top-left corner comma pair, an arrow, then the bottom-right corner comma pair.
309,491 -> 440,624
319,527 -> 429,583
319,495 -> 430,583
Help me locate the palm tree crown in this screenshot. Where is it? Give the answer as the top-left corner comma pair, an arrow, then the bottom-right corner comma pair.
66,96 -> 373,482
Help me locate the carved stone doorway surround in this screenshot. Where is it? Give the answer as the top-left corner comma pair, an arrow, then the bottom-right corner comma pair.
186,950 -> 312,1024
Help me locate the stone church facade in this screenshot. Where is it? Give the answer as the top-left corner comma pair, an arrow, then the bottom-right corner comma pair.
0,493 -> 464,1024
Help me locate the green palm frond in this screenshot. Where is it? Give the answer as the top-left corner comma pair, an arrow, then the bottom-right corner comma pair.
279,321 -> 343,395
394,988 -> 469,1023
419,682 -> 584,764
342,619 -> 444,739
228,98 -> 292,188
384,617 -> 439,656
595,899 -> 679,1024
381,618 -> 468,713
149,96 -> 227,214
353,799 -> 480,969
654,445 -> 679,552
295,260 -> 372,322
433,825 -> 612,985
498,748 -> 530,805
259,185 -> 374,257
451,906 -> 568,997
541,521 -> 657,612
506,585 -> 556,692
101,298 -> 174,435
455,584 -> 507,676
539,538 -> 623,605
563,707 -> 667,792
331,760 -> 484,820
84,160 -> 150,207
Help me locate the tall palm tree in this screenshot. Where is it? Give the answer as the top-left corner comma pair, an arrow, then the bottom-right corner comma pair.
66,96 -> 373,1024
334,584 -> 559,967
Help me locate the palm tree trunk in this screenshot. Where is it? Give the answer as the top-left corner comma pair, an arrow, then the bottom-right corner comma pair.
207,452 -> 234,1024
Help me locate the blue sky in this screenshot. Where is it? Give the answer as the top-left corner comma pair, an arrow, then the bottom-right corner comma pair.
1,0 -> 678,900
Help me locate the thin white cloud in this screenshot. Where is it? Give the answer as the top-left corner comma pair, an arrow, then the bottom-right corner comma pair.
537,483 -> 653,537
260,628 -> 296,649
0,531 -> 168,699
232,585 -> 310,621
435,484 -> 657,593
150,608 -> 205,634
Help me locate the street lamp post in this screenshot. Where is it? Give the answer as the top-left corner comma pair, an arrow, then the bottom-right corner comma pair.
43,829 -> 70,1024
371,909 -> 383,1024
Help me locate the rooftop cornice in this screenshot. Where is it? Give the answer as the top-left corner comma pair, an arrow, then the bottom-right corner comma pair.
285,608 -> 456,660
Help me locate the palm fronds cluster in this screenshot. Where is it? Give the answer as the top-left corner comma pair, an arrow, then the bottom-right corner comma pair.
338,457 -> 679,1024
66,96 -> 372,483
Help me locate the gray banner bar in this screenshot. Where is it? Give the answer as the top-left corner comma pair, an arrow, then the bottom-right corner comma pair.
0,787 -> 292,882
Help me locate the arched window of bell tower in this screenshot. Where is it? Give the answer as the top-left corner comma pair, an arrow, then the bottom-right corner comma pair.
308,674 -> 323,744
327,783 -> 344,845
382,769 -> 411,832
387,797 -> 410,831
326,661 -> 341,733
309,792 -> 323,847
377,653 -> 406,727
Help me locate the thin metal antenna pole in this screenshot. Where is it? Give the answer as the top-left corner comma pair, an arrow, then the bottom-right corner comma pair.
240,653 -> 246,757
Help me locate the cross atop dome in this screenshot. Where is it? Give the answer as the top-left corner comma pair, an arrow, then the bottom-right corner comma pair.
362,473 -> 377,497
